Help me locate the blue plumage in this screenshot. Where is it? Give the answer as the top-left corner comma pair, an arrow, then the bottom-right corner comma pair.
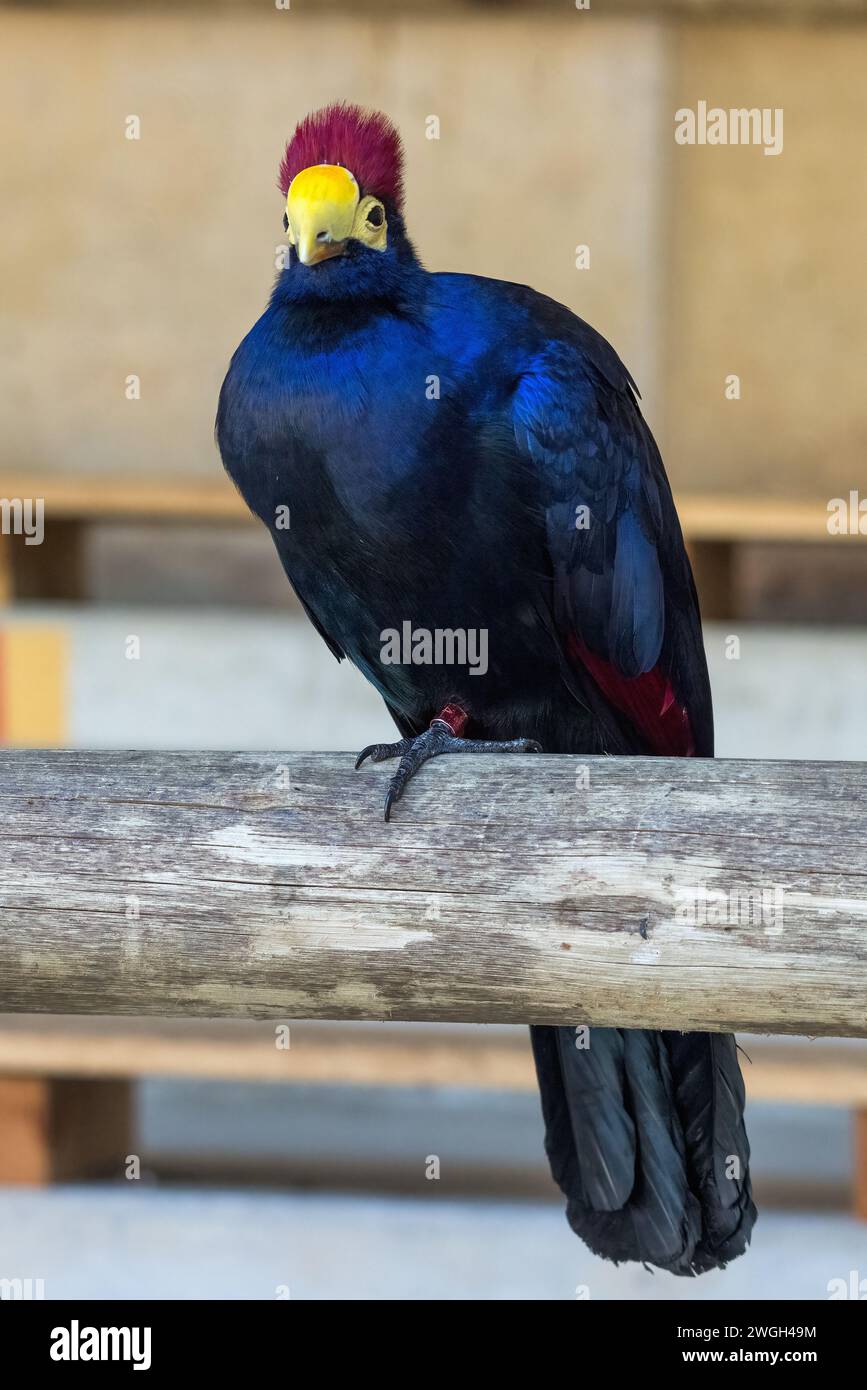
217,103 -> 755,1274
219,264 -> 711,748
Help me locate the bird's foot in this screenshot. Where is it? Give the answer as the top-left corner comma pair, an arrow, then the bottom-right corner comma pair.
355,705 -> 542,821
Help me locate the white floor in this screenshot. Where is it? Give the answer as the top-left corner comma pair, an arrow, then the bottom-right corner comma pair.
5,606 -> 867,760
1,1187 -> 864,1301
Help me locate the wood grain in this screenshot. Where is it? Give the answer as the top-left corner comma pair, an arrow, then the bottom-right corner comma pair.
0,751 -> 864,1035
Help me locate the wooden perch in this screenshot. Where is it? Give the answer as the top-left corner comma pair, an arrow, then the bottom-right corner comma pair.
0,750 -> 864,1036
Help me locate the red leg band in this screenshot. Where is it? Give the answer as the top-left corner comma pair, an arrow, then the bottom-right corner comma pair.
430,703 -> 468,738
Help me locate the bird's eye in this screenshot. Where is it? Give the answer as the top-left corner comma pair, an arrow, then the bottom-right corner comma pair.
366,205 -> 384,228
282,212 -> 289,233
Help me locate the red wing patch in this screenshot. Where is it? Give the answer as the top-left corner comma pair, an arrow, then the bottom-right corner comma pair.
569,637 -> 695,757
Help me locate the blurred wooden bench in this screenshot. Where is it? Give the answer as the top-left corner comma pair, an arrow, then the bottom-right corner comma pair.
0,474 -> 850,616
678,494 -> 857,618
0,1016 -> 864,1216
0,473 -> 251,605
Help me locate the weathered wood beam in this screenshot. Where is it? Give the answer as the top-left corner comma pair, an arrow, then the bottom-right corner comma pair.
0,751 -> 863,1035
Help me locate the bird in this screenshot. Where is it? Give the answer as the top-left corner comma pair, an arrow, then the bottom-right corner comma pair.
217,101 -> 756,1275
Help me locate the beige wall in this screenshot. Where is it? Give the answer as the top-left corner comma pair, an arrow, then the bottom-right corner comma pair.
663,21 -> 867,497
0,5 -> 864,501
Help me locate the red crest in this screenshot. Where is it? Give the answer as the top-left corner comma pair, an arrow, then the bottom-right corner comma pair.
279,103 -> 404,210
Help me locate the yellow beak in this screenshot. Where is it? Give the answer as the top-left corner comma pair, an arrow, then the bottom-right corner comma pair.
285,164 -> 360,266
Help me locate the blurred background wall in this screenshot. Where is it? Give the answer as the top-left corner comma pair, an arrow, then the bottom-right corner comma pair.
2,1 -> 866,497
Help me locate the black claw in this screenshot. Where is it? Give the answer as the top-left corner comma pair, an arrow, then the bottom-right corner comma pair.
355,739 -> 407,770
356,725 -> 544,822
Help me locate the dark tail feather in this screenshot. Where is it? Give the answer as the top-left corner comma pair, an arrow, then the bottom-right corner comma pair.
664,1030 -> 757,1272
531,1024 -> 756,1276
